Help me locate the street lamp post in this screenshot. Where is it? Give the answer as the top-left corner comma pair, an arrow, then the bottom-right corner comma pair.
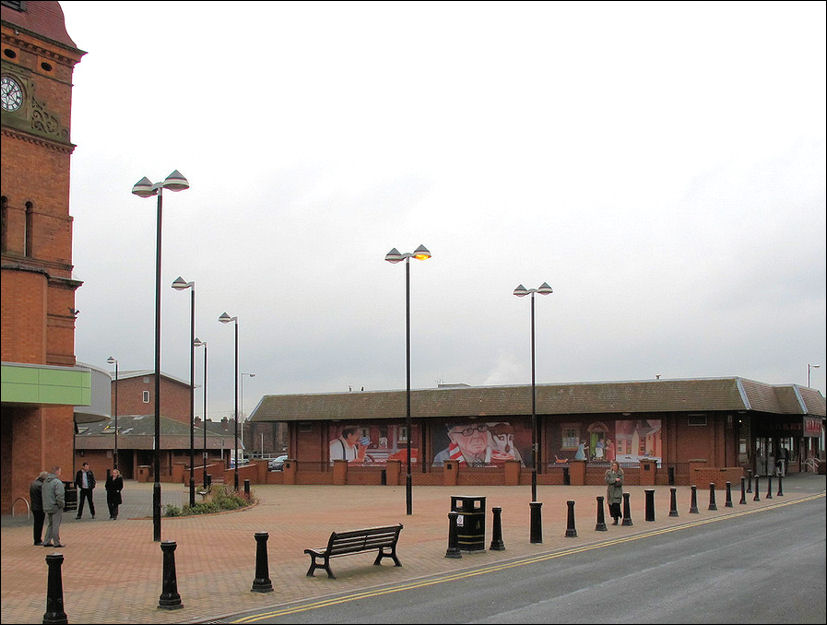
172,276 -> 196,508
106,356 -> 119,469
132,170 -> 189,541
194,338 -> 208,488
219,312 -> 240,491
240,372 -> 255,451
808,364 -> 820,387
385,244 -> 431,516
513,282 -> 553,503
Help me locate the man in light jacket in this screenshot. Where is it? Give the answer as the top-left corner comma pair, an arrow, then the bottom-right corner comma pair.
42,467 -> 66,548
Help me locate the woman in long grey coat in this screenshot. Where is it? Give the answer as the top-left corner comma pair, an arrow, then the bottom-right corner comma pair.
605,461 -> 624,525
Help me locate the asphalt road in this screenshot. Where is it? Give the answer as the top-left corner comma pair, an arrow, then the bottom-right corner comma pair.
218,496 -> 826,624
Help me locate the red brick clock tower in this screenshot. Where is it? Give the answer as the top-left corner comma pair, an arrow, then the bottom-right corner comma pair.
1,1 -> 87,513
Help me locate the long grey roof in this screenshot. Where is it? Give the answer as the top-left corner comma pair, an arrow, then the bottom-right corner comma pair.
250,377 -> 826,422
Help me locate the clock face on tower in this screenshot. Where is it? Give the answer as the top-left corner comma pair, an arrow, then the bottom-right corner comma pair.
2,76 -> 24,112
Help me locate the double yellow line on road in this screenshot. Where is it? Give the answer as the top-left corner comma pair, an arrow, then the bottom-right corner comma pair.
232,492 -> 825,623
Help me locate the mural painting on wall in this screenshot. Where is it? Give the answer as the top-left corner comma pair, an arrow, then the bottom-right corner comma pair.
550,419 -> 663,467
432,421 -> 529,467
329,424 -> 417,465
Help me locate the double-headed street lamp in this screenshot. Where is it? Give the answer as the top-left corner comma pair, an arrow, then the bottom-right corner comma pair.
513,282 -> 553,503
194,338 -> 208,488
385,244 -> 431,516
172,276 -> 197,508
132,169 -> 189,541
106,356 -> 119,469
219,312 -> 240,491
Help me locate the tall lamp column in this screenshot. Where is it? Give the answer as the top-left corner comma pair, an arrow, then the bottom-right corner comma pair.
172,276 -> 196,508
219,312 -> 240,491
385,244 -> 431,516
513,282 -> 553,502
106,356 -> 119,469
194,338 -> 208,488
132,170 -> 190,542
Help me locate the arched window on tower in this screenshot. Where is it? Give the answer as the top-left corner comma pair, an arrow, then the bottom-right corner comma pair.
24,201 -> 33,257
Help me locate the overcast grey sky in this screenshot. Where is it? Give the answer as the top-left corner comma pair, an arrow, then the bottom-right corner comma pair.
61,1 -> 826,420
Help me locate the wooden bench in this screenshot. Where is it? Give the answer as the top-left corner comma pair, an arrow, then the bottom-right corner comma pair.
304,524 -> 403,579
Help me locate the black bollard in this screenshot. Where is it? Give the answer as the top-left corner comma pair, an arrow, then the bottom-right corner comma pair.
565,500 -> 577,537
753,476 -> 760,501
158,541 -> 183,610
244,479 -> 251,499
563,467 -> 570,486
445,511 -> 461,558
644,489 -> 655,521
765,475 -> 773,499
42,553 -> 67,625
251,532 -> 274,593
621,492 -> 633,526
725,481 -> 733,507
746,469 -> 752,493
530,501 -> 543,544
777,474 -> 784,497
739,477 -> 747,505
669,487 -> 679,517
207,473 -> 212,488
489,507 -> 505,551
708,483 -> 717,511
689,485 -> 699,513
595,496 -> 608,531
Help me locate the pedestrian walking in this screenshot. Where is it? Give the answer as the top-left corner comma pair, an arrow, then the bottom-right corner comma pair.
105,468 -> 124,520
605,461 -> 624,525
29,471 -> 48,545
75,462 -> 96,519
42,466 -> 66,548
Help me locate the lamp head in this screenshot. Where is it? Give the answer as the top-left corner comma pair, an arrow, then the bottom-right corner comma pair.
513,284 -> 529,297
218,312 -> 236,324
162,170 -> 189,192
193,338 -> 206,348
412,244 -> 431,260
171,276 -> 192,290
385,248 -> 404,263
537,282 -> 553,295
131,177 -> 156,198
106,356 -> 117,365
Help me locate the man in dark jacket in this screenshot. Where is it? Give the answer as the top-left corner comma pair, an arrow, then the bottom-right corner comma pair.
29,471 -> 47,545
75,462 -> 96,520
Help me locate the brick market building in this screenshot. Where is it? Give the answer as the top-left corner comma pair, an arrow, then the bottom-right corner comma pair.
1,1 -> 88,514
250,377 -> 825,487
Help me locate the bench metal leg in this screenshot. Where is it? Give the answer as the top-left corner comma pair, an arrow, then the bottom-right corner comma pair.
373,546 -> 402,567
306,554 -> 335,579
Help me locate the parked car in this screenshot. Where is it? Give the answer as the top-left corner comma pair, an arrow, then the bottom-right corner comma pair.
268,455 -> 288,471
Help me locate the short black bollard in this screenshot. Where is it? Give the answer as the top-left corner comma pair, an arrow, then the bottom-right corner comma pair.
530,501 -> 543,543
739,477 -> 747,505
244,479 -> 251,499
445,511 -> 461,558
753,476 -> 760,501
765,475 -> 773,500
725,481 -> 733,507
708,483 -> 717,511
489,507 -> 505,551
158,540 -> 183,610
565,500 -> 577,537
644,489 -> 655,521
595,496 -> 608,531
251,532 -> 274,593
621,492 -> 633,526
563,467 -> 570,486
689,485 -> 699,513
669,487 -> 679,517
42,553 -> 67,625
777,474 -> 784,497
746,469 -> 752,493
668,466 -> 675,486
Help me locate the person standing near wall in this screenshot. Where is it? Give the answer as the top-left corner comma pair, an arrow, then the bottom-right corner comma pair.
29,471 -> 47,545
75,462 -> 96,520
42,467 -> 65,548
605,461 -> 624,525
105,468 -> 124,520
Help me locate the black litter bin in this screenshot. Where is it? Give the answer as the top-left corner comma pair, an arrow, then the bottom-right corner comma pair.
63,481 -> 77,513
450,495 -> 486,551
